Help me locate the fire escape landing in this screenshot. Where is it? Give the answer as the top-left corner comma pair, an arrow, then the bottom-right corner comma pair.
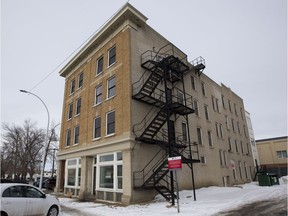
132,43 -> 205,203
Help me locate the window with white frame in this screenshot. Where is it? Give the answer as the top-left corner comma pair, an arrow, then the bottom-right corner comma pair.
78,72 -> 84,89
106,111 -> 115,135
70,79 -> 75,95
108,46 -> 116,66
96,56 -> 104,75
68,103 -> 73,120
66,158 -> 81,188
76,98 -> 81,115
93,117 -> 101,139
107,76 -> 116,99
66,129 -> 71,147
74,125 -> 80,144
95,84 -> 102,105
96,152 -> 123,191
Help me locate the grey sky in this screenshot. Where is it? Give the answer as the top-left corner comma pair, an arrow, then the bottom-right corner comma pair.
1,0 -> 287,140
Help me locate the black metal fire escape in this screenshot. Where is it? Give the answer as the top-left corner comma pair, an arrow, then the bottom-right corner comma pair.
132,43 -> 205,204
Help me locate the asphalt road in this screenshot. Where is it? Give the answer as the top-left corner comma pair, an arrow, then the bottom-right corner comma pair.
215,197 -> 287,216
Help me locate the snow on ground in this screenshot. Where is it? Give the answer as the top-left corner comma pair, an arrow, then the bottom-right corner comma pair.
59,176 -> 288,216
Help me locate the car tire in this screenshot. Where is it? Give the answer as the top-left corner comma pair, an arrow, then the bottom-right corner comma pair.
47,205 -> 58,216
1,211 -> 8,216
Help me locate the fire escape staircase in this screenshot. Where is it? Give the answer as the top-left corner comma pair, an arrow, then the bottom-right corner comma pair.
132,43 -> 200,202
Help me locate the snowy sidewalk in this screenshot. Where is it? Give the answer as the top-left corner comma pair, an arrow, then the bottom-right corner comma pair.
59,177 -> 287,216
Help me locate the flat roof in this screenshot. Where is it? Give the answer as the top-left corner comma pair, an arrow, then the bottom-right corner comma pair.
256,136 -> 288,143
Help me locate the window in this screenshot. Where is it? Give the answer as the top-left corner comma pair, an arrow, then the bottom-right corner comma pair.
66,129 -> 71,147
182,122 -> 188,142
200,156 -> 206,164
231,119 -> 235,132
78,72 -> 84,88
225,115 -> 230,130
96,152 -> 123,191
70,79 -> 75,94
208,130 -> 213,147
204,105 -> 209,121
228,138 -> 232,152
240,107 -> 244,119
238,161 -> 243,179
95,84 -> 103,105
221,95 -> 226,109
215,123 -> 219,138
228,100 -> 232,113
277,150 -> 287,158
234,103 -> 238,116
68,103 -> 73,120
177,91 -> 184,104
219,150 -> 223,166
107,76 -> 116,98
240,141 -> 244,154
191,76 -> 196,90
197,127 -> 202,145
106,111 -> 115,135
237,122 -> 241,134
194,99 -> 199,116
219,123 -> 223,139
76,98 -> 81,115
201,81 -> 206,96
246,143 -> 250,155
74,125 -> 80,144
66,158 -> 81,188
97,56 -> 104,75
93,117 -> 101,139
235,140 -> 239,153
223,151 -> 227,166
2,186 -> 24,197
243,125 -> 247,137
108,46 -> 116,66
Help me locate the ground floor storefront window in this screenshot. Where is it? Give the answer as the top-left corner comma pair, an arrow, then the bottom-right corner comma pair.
94,152 -> 123,202
65,158 -> 81,195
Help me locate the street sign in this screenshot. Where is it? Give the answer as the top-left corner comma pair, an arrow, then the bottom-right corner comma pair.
168,156 -> 182,170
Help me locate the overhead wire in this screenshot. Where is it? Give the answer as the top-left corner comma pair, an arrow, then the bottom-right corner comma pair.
29,1 -> 129,92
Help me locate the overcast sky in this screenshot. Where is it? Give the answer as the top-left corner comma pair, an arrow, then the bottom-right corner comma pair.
1,0 -> 287,140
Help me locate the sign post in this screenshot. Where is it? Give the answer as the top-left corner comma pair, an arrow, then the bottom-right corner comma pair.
168,156 -> 182,213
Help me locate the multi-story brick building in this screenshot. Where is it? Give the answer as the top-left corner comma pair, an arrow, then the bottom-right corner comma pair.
56,3 -> 255,205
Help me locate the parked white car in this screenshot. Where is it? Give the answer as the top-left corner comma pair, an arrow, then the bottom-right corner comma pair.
0,183 -> 61,216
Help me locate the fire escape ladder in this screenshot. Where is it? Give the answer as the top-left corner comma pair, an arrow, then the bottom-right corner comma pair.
132,43 -> 202,203
136,107 -> 171,141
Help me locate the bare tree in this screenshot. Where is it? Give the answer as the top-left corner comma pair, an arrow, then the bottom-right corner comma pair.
1,120 -> 45,180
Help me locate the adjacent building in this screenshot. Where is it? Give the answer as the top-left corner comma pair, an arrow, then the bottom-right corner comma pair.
256,136 -> 288,177
55,3 -> 255,205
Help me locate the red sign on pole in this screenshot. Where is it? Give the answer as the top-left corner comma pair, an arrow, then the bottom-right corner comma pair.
168,156 -> 182,170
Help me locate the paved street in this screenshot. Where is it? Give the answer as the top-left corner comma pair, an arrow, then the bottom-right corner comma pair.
215,197 -> 287,216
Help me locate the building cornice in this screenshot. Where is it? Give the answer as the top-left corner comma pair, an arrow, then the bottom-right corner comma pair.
59,3 -> 147,77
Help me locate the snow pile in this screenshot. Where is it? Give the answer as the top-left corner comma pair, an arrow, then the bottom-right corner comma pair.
59,177 -> 287,216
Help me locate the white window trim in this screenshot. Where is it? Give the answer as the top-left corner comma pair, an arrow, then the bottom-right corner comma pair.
65,158 -> 81,189
107,76 -> 116,100
96,56 -> 104,76
96,152 -> 123,192
108,46 -> 116,68
93,116 -> 101,140
94,84 -> 103,106
106,110 -> 115,136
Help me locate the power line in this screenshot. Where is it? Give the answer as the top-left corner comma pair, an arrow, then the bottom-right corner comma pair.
30,2 -> 128,92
